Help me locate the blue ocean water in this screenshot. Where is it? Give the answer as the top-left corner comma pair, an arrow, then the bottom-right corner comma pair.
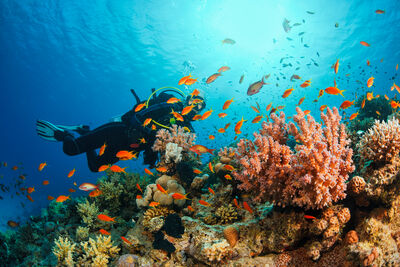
0,0 -> 399,232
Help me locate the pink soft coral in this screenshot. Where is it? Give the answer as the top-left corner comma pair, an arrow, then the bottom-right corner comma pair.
233,107 -> 355,210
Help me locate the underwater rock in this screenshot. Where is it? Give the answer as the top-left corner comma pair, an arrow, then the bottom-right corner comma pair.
116,254 -> 139,267
190,174 -> 208,191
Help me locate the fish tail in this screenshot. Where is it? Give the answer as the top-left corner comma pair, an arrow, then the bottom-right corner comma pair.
208,149 -> 216,155
340,90 -> 345,97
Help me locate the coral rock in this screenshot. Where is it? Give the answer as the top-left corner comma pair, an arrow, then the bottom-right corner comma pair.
223,226 -> 239,247
348,176 -> 366,195
345,230 -> 359,245
117,254 -> 139,267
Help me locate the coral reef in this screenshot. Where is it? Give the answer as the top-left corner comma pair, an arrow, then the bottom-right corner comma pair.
76,199 -> 99,228
165,142 -> 183,163
215,204 -> 239,224
141,206 -> 174,229
152,124 -> 196,153
233,107 -> 354,209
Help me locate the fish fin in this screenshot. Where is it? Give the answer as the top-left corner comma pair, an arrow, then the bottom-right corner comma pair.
340,90 -> 346,97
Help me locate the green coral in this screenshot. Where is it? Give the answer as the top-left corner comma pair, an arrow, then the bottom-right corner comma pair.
52,236 -> 76,267
76,200 -> 99,228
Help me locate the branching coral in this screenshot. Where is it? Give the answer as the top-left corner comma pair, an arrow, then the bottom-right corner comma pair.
75,226 -> 89,242
52,236 -> 76,267
152,124 -> 196,152
357,118 -> 400,165
77,235 -> 120,267
215,204 -> 239,224
76,200 -> 99,228
233,107 -> 355,209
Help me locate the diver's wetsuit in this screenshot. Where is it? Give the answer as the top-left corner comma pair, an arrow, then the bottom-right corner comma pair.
62,91 -> 195,172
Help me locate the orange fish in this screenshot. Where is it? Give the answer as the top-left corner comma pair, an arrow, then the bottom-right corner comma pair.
392,82 -> 400,93
156,166 -> 167,173
233,198 -> 240,209
187,205 -> 194,212
349,112 -> 359,120
110,165 -> 127,173
190,88 -> 200,97
193,169 -> 202,175
47,195 -> 54,201
243,201 -> 253,214
68,188 -> 76,193
266,103 -> 272,111
282,88 -> 294,98
360,41 -> 370,47
361,98 -> 366,108
367,77 -> 374,87
181,105 -> 194,116
218,66 -> 230,72
7,220 -> 20,228
376,111 -> 381,116
89,189 -> 102,197
201,109 -> 213,120
156,184 -> 168,194
171,109 -> 184,121
325,87 -> 345,96
134,103 -> 146,112
250,106 -> 260,113
208,162 -> 214,173
217,128 -> 225,133
189,145 -> 215,155
206,73 -> 222,84
19,175 -> 26,180
367,59 -> 370,66
318,89 -> 324,98
192,114 -> 202,120
224,164 -> 235,171
366,92 -> 374,101
375,9 -> 385,14
340,100 -> 354,110
42,180 -> 49,186
304,110 -> 311,115
218,113 -> 227,118
191,98 -> 203,104
149,201 -> 160,207
38,162 -> 47,171
208,187 -> 215,195
224,123 -> 231,130
121,236 -> 132,245
99,229 -> 111,235
304,215 -> 316,220
198,199 -> 211,207
222,99 -> 234,110
136,183 -> 143,193
391,101 -> 398,109
144,168 -> 154,176
99,143 -> 106,156
79,183 -> 97,191
333,59 -> 339,74
224,174 -> 232,180
26,195 -> 34,202
184,78 -> 197,85
12,166 -> 18,170
234,117 -> 247,134
209,135 -> 215,140
27,187 -> 35,194
136,195 -> 142,199
297,97 -> 305,106
143,118 -> 152,127
167,97 -> 181,104
67,168 -> 75,178
320,105 -> 327,112
56,195 -> 70,203
251,115 -> 263,123
178,74 -> 192,85
172,192 -> 190,200
98,165 -> 109,172
97,214 -> 115,222
239,74 -> 245,84
300,80 -> 311,88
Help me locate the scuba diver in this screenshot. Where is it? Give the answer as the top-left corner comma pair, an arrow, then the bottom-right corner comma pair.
36,87 -> 205,172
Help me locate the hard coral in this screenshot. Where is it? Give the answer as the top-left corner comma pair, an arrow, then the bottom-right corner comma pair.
215,204 -> 239,224
52,236 -> 76,266
357,118 -> 400,165
76,200 -> 99,228
77,235 -> 120,267
152,124 -> 196,153
142,206 -> 174,229
233,107 -> 354,210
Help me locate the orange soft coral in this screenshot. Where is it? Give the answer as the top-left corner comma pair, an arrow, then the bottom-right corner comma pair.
233,107 -> 355,210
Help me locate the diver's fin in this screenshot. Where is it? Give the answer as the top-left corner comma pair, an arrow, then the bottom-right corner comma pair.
36,120 -> 65,141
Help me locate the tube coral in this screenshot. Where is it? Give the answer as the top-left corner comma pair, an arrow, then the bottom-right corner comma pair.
233,107 -> 354,210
